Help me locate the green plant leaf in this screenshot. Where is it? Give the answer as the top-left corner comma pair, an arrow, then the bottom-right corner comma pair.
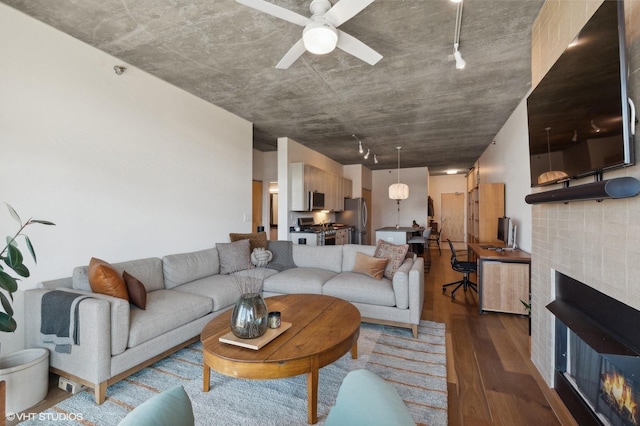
30,219 -> 55,226
6,243 -> 23,268
12,263 -> 29,277
25,235 -> 37,264
6,235 -> 17,248
0,292 -> 14,317
0,270 -> 18,293
5,203 -> 21,225
0,313 -> 17,332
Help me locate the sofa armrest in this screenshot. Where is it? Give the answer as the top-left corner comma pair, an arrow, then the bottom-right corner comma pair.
24,289 -> 113,385
408,257 -> 425,326
391,259 -> 414,309
39,277 -> 73,290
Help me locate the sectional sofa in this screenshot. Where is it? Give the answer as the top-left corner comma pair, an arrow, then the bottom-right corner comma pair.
24,241 -> 424,405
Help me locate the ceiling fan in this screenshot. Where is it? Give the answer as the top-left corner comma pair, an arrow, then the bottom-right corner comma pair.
236,0 -> 383,69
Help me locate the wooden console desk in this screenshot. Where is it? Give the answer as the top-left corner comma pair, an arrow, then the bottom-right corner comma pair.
468,243 -> 531,315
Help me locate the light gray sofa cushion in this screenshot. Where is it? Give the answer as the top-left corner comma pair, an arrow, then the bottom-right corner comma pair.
292,245 -> 343,273
322,272 -> 396,307
341,244 -> 377,272
72,257 -> 165,292
267,240 -> 296,271
162,248 -> 219,289
128,289 -> 212,348
172,274 -> 240,312
263,267 -> 336,294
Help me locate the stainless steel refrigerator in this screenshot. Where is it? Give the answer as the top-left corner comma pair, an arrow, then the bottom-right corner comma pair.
336,198 -> 368,245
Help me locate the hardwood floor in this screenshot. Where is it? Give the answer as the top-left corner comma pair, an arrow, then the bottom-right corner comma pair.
8,248 -> 578,426
424,247 -> 576,426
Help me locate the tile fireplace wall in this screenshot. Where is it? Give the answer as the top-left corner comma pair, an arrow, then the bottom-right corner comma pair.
530,0 -> 640,386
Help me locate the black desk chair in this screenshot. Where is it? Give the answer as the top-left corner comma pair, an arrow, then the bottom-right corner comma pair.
442,239 -> 477,299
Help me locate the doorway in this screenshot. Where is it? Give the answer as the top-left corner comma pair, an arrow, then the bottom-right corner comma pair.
252,180 -> 263,233
440,193 -> 464,244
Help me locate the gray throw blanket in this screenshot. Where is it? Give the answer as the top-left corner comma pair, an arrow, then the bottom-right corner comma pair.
41,290 -> 90,353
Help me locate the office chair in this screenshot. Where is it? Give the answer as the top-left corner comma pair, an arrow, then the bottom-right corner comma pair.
442,239 -> 477,299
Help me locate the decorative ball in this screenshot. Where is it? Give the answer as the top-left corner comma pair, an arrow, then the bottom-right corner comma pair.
251,248 -> 273,267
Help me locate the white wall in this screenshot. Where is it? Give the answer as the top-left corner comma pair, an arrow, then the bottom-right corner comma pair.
0,5 -> 253,352
343,164 -> 373,198
476,97 -> 533,252
371,167 -> 429,232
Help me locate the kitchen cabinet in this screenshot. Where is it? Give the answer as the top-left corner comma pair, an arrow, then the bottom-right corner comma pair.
289,162 -> 352,212
336,229 -> 349,245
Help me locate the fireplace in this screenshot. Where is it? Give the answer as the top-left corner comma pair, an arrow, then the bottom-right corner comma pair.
547,272 -> 640,426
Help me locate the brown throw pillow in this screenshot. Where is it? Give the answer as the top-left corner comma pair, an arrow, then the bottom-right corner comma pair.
123,271 -> 147,310
88,257 -> 129,300
229,232 -> 268,252
353,252 -> 388,280
374,240 -> 409,279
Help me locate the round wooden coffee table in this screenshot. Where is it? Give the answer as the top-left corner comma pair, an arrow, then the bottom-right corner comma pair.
201,294 -> 360,424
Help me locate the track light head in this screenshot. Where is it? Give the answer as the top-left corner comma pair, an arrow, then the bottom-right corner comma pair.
374,154 -> 378,164
453,44 -> 466,69
114,65 -> 126,75
364,148 -> 370,159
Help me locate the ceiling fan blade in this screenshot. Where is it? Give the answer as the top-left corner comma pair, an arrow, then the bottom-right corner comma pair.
336,30 -> 382,65
275,39 -> 306,69
324,0 -> 376,27
236,0 -> 311,27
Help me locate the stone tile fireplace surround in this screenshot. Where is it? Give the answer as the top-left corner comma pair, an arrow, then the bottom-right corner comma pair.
548,271 -> 640,425
530,0 -> 640,404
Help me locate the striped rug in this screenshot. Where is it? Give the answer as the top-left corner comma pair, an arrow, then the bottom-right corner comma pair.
21,321 -> 446,426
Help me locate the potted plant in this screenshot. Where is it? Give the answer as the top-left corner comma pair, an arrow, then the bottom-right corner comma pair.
1,203 -> 55,333
0,203 -> 54,415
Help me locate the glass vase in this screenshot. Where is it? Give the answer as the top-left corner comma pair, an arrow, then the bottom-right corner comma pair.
230,293 -> 268,339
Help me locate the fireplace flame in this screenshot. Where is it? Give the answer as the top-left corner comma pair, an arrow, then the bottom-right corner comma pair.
601,372 -> 638,424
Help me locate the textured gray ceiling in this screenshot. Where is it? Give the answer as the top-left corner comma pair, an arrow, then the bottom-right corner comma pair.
2,0 -> 544,174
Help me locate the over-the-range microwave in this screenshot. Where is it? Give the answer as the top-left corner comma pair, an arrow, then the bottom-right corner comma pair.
309,191 -> 325,211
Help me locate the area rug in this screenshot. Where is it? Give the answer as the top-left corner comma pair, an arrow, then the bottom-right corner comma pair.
20,321 -> 447,426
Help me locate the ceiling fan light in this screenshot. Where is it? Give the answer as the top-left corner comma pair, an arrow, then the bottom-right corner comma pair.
303,22 -> 338,55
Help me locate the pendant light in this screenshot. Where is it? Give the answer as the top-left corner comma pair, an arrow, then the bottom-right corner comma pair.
537,127 -> 569,184
389,146 -> 409,228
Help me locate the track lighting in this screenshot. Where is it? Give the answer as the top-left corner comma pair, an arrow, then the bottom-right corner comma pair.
452,1 -> 465,70
591,120 -> 601,133
352,134 -> 377,164
572,130 -> 578,142
453,44 -> 466,70
353,134 -> 364,154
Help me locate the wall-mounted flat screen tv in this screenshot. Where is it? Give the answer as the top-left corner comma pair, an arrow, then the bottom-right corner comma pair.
527,0 -> 635,188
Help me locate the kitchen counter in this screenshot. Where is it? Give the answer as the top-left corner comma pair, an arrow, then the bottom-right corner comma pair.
375,227 -> 423,245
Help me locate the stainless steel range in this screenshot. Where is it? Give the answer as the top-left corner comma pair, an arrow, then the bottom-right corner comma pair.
290,218 -> 337,246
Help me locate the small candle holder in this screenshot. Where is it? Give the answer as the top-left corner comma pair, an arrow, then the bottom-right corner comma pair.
268,311 -> 281,329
